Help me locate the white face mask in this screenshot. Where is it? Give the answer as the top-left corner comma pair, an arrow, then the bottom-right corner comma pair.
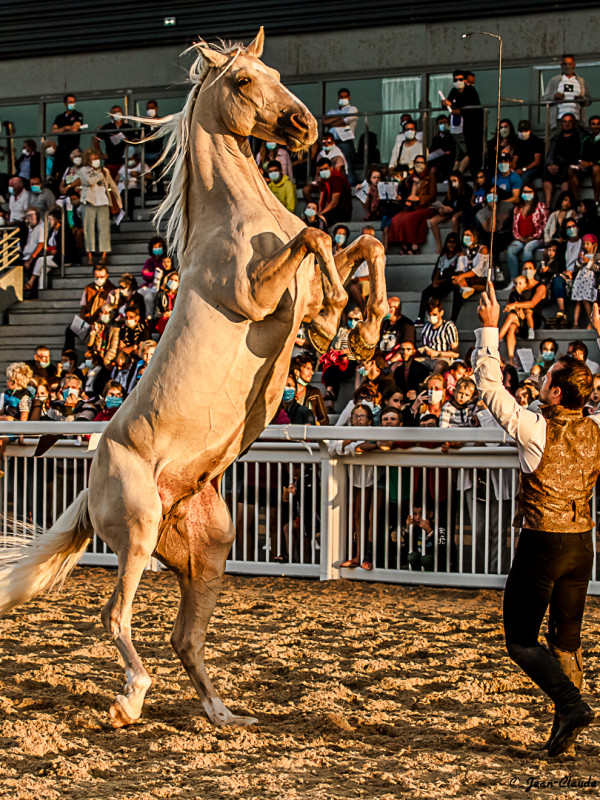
73,156 -> 82,166
146,108 -> 157,118
95,276 -> 107,286
414,163 -> 425,173
22,148 -> 30,157
46,147 -> 56,156
428,389 -> 444,404
125,318 -> 137,328
404,130 -> 416,140
518,130 -> 531,140
91,159 -> 101,169
454,80 -> 465,90
338,98 -> 350,107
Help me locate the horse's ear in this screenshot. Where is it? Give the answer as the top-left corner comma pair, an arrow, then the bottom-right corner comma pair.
195,44 -> 229,69
246,27 -> 265,58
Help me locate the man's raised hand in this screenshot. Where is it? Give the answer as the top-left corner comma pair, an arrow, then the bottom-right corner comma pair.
477,281 -> 501,328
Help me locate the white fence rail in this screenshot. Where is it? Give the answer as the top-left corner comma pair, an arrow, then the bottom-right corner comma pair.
0,422 -> 598,593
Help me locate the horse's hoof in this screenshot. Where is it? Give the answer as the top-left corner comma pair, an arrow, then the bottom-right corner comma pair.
109,697 -> 137,729
306,323 -> 332,355
221,714 -> 258,727
348,328 -> 377,361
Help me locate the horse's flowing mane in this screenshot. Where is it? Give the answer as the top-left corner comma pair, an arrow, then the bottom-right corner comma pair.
138,40 -> 247,264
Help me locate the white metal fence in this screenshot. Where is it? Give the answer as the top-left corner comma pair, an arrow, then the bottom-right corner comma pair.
1,422 -> 599,593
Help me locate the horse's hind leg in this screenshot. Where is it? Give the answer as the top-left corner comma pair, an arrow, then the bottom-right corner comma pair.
156,481 -> 257,726
93,470 -> 162,728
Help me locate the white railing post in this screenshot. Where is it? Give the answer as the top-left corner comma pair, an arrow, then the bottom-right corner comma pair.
318,443 -> 346,581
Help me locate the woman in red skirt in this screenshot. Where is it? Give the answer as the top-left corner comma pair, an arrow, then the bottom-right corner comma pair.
389,155 -> 437,254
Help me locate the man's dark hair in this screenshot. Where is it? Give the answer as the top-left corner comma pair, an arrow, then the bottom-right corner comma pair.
293,354 -> 315,370
63,93 -> 75,103
561,113 -> 577,123
23,139 -> 37,151
552,355 -> 593,409
561,53 -> 575,61
62,348 -> 77,361
465,70 -> 475,79
437,114 -> 450,123
540,338 -> 558,354
426,297 -> 443,313
452,69 -> 465,80
267,160 -> 282,171
316,157 -> 332,168
35,344 -> 50,354
146,99 -> 158,107
589,115 -> 600,124
419,414 -> 439,426
568,340 -> 588,359
338,88 -> 350,96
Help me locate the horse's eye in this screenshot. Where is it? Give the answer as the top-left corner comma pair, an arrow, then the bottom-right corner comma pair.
237,77 -> 251,87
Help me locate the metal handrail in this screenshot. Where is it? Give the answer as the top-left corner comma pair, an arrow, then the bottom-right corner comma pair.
0,227 -> 20,271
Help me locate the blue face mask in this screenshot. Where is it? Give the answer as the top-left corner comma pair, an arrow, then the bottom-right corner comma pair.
486,193 -> 496,204
334,233 -> 346,245
8,187 -> 14,195
541,350 -> 555,362
282,387 -> 295,402
152,247 -> 163,256
358,366 -> 367,376
266,142 -> 277,150
31,185 -> 42,194
498,162 -> 510,174
269,171 -> 281,183
67,102 -> 76,111
522,192 -> 534,202
439,123 -> 447,132
348,318 -> 358,329
567,228 -> 578,238
105,396 -> 123,409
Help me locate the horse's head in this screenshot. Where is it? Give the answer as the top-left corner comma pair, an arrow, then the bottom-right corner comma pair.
195,28 -> 317,151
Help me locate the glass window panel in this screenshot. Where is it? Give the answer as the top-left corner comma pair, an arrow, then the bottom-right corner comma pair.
381,77 -> 421,164
45,96 -> 126,152
0,104 -> 41,171
538,63 -> 600,128
287,83 -> 320,116
324,78 -> 385,171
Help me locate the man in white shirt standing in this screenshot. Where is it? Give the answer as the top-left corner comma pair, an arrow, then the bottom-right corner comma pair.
472,283 -> 600,757
542,54 -> 591,131
325,88 -> 358,186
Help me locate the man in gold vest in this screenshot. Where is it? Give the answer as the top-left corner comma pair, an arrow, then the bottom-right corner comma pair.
472,283 -> 599,757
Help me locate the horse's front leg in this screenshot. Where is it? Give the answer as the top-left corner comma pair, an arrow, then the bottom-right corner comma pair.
334,235 -> 387,360
244,228 -> 347,352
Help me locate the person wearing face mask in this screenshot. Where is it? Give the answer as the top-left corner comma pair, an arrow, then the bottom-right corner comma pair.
117,150 -> 150,220
14,139 -> 41,188
51,93 -> 84,178
292,354 -> 329,425
443,69 -> 483,174
154,269 -> 179,336
499,267 -> 545,360
325,88 -> 358,186
80,148 -> 121,266
7,176 -> 31,226
27,344 -> 57,382
140,100 -> 166,195
427,114 -> 457,181
507,186 -> 548,281
569,116 -> 600,205
418,232 -> 462,322
320,307 -> 362,411
79,265 -> 117,327
59,148 -> 83,198
486,118 -> 517,169
388,121 -> 424,174
96,105 -> 136,180
281,374 -> 315,425
535,339 -> 559,373
21,208 -> 45,275
118,307 -> 150,355
571,233 -> 600,328
87,303 -> 121,367
317,133 -> 347,175
302,201 -> 327,231
27,178 -> 56,217
543,113 -> 586,209
331,224 -> 349,254
512,120 -> 545,185
543,191 -> 576,245
45,374 -> 97,423
355,167 -> 385,221
81,351 -> 111,402
451,229 -> 489,319
411,373 -> 447,423
265,159 -> 296,213
94,381 -> 126,422
541,54 -> 591,132
388,156 -> 437,254
256,139 -> 294,180
429,169 -> 473,253
26,207 -> 77,294
315,157 -> 352,227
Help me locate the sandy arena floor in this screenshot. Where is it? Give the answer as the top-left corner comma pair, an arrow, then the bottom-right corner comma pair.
1,568 -> 600,799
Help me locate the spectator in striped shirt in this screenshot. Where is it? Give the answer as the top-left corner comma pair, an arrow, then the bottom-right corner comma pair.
419,298 -> 459,365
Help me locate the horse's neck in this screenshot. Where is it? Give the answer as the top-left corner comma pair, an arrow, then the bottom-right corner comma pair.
190,125 -> 274,213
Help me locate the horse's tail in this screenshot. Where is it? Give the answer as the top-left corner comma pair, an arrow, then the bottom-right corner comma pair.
0,488 -> 93,616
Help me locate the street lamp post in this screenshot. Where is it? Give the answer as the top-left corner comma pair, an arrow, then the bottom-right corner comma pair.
462,31 -> 503,283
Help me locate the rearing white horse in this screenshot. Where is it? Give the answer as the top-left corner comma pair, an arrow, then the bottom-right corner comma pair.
0,28 -> 386,728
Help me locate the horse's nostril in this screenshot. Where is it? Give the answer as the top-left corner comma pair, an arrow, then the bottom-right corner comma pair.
289,113 -> 309,131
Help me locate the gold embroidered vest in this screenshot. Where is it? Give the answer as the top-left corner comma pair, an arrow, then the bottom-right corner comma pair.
514,406 -> 600,533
